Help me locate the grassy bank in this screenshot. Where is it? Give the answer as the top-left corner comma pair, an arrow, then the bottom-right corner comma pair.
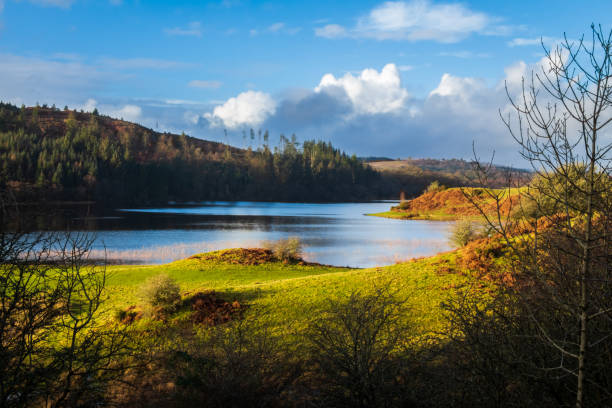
105,248 -> 472,338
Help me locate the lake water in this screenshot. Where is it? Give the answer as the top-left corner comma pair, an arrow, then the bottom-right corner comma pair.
47,201 -> 453,268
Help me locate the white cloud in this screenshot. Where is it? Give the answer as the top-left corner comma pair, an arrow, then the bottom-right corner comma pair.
502,61 -> 527,89
188,80 -> 222,89
164,99 -> 207,105
358,0 -> 489,42
317,0 -> 512,43
268,22 -> 285,32
164,21 -> 202,37
218,59 -> 543,163
397,65 -> 413,71
184,111 -> 201,125
315,63 -> 409,115
249,29 -> 258,36
314,24 -> 347,38
78,99 -> 142,122
0,53 -> 109,106
110,104 -> 142,121
81,98 -> 98,112
286,27 -> 302,35
429,73 -> 487,100
507,36 -> 559,47
360,0 -> 489,42
204,90 -> 276,129
266,22 -> 301,35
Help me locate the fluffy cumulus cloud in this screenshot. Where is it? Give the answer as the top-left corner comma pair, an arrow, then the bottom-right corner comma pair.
204,90 -> 276,129
196,60 -> 554,164
314,63 -> 409,115
316,0 -> 503,43
195,52 -> 599,165
429,73 -> 487,99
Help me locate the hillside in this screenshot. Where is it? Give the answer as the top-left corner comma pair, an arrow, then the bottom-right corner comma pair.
0,103 -> 530,206
0,103 -> 383,204
369,158 -> 530,197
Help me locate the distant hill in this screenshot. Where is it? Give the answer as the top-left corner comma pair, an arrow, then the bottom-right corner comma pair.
0,103 -> 382,204
369,158 -> 530,197
0,103 -> 530,205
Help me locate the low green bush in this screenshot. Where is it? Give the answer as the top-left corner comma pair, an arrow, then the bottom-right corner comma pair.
425,180 -> 446,194
449,219 -> 485,247
140,274 -> 181,312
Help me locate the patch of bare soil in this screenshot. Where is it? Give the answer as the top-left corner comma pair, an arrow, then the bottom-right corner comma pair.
190,291 -> 243,326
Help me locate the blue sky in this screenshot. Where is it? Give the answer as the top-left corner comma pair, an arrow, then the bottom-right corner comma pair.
1,0 -> 610,164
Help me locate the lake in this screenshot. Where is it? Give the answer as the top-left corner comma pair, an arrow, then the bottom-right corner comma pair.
35,201 -> 454,268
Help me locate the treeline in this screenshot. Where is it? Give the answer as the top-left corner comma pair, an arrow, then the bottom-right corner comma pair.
0,103 -> 384,204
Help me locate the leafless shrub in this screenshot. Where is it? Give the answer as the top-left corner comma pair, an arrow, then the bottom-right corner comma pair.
0,191 -> 134,407
263,237 -> 303,262
304,286 -> 415,408
448,218 -> 486,247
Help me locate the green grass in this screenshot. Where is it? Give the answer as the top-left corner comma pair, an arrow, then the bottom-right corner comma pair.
105,249 -> 347,310
104,248 -> 472,340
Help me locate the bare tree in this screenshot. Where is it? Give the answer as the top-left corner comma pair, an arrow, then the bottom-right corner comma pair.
0,192 -> 133,407
463,25 -> 612,408
305,286 -> 413,408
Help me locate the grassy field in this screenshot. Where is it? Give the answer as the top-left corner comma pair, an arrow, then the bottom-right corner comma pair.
104,248 -> 472,339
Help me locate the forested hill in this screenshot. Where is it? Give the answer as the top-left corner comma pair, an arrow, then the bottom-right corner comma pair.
0,103 -> 384,204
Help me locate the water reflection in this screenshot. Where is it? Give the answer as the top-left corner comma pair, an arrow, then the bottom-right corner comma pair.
20,202 -> 453,268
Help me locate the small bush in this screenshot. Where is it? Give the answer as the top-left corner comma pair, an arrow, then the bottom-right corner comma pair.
449,219 -> 484,247
425,180 -> 446,194
264,237 -> 303,262
398,201 -> 411,210
140,274 -> 181,312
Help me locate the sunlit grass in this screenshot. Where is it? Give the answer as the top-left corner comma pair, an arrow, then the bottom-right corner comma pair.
103,248 -> 471,340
